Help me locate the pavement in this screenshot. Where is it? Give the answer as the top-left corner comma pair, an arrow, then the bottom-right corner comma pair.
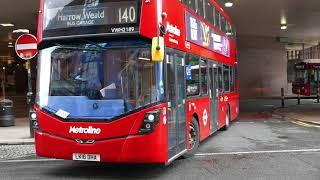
0,108 -> 320,179
0,117 -> 34,145
274,103 -> 320,126
240,98 -> 320,127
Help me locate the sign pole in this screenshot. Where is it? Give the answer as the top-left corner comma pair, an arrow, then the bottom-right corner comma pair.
26,61 -> 32,95
15,33 -> 38,137
26,60 -> 34,138
2,67 -> 5,100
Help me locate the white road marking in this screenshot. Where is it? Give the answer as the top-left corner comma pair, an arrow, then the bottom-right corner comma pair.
291,121 -> 320,128
194,149 -> 320,156
0,159 -> 61,163
263,105 -> 275,107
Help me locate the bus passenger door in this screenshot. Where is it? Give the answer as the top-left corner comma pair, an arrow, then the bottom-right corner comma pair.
166,51 -> 187,160
209,61 -> 219,133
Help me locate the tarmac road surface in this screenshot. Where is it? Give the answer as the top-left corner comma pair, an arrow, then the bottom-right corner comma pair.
0,99 -> 319,180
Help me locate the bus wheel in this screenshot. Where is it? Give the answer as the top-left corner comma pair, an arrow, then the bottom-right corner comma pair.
183,118 -> 200,158
221,108 -> 230,131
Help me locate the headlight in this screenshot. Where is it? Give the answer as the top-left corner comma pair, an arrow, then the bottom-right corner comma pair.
29,110 -> 39,130
31,112 -> 37,120
139,110 -> 160,135
147,114 -> 155,122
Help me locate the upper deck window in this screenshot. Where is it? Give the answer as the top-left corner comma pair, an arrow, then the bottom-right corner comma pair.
183,0 -> 236,43
226,22 -> 233,38
197,0 -> 205,18
215,10 -> 221,29
221,16 -> 227,33
205,0 -> 214,25
184,0 -> 197,12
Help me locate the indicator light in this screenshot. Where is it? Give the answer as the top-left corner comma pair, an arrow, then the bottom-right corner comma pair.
139,110 -> 160,134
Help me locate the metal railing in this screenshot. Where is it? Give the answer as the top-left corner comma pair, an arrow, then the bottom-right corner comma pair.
281,88 -> 320,108
287,44 -> 320,61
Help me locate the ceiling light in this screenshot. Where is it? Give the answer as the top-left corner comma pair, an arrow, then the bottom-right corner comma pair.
13,29 -> 29,34
225,2 -> 233,7
280,24 -> 287,30
0,23 -> 15,27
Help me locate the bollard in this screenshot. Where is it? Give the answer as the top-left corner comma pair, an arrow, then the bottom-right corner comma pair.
317,88 -> 320,103
27,92 -> 35,138
0,99 -> 14,127
297,89 -> 301,105
281,88 -> 285,108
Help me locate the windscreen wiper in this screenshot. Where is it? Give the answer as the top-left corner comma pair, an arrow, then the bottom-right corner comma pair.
54,43 -> 103,51
79,39 -> 150,50
79,39 -> 109,50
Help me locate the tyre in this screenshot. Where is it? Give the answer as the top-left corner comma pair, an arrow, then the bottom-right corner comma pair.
221,107 -> 230,131
183,117 -> 200,158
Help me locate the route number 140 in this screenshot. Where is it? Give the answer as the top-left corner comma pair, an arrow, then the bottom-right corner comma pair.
118,7 -> 136,23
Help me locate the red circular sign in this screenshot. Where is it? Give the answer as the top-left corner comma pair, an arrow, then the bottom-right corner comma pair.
15,34 -> 38,60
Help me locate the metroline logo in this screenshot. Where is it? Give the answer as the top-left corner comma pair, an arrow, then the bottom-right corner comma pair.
69,126 -> 101,135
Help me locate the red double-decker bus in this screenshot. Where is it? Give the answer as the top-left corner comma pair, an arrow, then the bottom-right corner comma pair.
33,0 -> 239,164
292,59 -> 320,96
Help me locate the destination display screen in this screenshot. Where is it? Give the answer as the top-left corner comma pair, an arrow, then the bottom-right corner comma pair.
43,0 -> 140,38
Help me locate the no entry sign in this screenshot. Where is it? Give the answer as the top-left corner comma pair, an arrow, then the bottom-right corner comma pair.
15,34 -> 38,60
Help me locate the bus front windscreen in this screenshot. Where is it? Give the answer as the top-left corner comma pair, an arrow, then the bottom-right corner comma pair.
36,41 -> 165,120
295,70 -> 307,84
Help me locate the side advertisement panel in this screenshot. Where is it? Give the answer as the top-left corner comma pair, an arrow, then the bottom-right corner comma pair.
185,11 -> 230,57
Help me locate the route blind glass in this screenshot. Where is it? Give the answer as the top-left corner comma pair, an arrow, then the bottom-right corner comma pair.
43,0 -> 140,38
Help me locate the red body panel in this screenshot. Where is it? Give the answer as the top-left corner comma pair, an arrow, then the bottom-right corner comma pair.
35,0 -> 239,163
35,104 -> 168,163
186,97 -> 211,142
292,82 -> 310,96
35,130 -> 167,163
139,0 -> 159,39
218,92 -> 239,127
229,92 -> 240,121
